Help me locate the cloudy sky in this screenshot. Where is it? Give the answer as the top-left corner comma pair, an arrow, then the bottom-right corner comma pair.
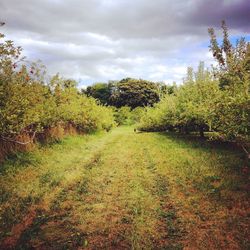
1,0 -> 249,87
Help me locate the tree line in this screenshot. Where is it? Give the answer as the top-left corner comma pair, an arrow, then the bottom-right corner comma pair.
138,22 -> 249,152
83,77 -> 176,126
83,78 -> 171,108
0,23 -> 116,161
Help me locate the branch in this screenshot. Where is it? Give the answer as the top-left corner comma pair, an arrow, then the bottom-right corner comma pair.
241,145 -> 250,159
1,131 -> 36,145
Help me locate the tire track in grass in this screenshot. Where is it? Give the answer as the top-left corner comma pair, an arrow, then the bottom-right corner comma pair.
1,151 -> 104,249
0,129 -> 123,249
142,140 -> 185,250
1,127 -> 249,249
73,129 -> 181,249
144,132 -> 250,250
73,132 -> 138,249
33,129 -> 149,249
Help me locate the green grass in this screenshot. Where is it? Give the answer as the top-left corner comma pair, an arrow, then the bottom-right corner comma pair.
0,126 -> 249,249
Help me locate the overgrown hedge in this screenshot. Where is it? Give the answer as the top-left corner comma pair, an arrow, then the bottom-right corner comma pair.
0,28 -> 116,161
138,23 -> 250,149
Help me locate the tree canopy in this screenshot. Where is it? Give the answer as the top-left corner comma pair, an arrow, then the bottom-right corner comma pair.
84,82 -> 113,105
0,25 -> 116,145
138,21 -> 250,148
111,78 -> 160,109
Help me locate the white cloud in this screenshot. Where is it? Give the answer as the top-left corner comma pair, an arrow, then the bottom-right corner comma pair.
0,0 -> 248,86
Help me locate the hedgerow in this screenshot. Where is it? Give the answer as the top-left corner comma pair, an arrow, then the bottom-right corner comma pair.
0,27 -> 116,159
138,23 -> 249,150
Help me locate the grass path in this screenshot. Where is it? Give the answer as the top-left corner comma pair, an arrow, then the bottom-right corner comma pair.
0,127 -> 249,249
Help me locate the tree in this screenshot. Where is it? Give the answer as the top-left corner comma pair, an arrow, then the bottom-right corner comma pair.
111,78 -> 160,109
84,82 -> 112,105
0,25 -> 49,138
208,20 -> 249,91
155,82 -> 177,98
208,21 -> 250,144
174,62 -> 219,136
137,63 -> 219,136
0,24 -> 116,145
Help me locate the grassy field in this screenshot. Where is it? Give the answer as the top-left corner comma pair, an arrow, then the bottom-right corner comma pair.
0,126 -> 249,249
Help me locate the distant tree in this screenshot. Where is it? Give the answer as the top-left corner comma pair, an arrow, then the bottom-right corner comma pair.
84,82 -> 112,105
157,82 -> 177,96
110,78 -> 160,109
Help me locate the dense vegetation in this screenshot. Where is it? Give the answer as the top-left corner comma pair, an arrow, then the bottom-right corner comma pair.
82,22 -> 249,153
138,22 -> 250,152
1,21 -> 248,162
0,24 -> 115,161
84,78 -> 161,108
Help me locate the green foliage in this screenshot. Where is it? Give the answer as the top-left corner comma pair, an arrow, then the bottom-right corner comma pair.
130,107 -> 145,124
84,78 -> 161,109
157,82 -> 177,97
138,62 -> 217,133
50,74 -> 116,132
138,22 -> 249,146
84,82 -> 113,105
113,106 -> 132,125
138,94 -> 177,132
0,28 -> 116,149
208,21 -> 250,142
110,78 -> 160,109
113,106 -> 145,126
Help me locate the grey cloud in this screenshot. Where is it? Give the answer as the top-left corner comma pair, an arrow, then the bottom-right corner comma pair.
0,0 -> 248,84
0,0 -> 206,40
188,0 -> 250,33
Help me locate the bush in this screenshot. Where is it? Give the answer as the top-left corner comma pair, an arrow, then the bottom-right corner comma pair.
138,22 -> 249,147
0,28 -> 116,161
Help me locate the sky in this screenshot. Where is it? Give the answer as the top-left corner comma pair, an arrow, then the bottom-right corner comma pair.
0,0 -> 249,87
